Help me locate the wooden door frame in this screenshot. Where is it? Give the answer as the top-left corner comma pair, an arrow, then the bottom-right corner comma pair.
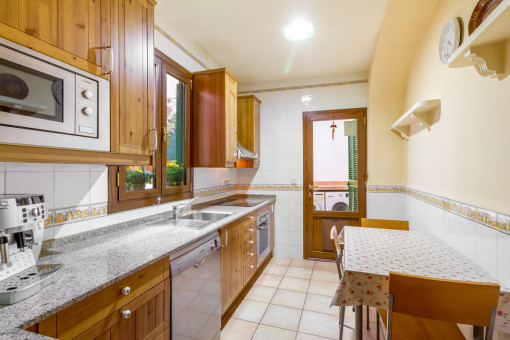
302,108 -> 367,259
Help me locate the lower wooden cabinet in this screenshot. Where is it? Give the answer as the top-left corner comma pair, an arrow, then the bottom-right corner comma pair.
26,258 -> 169,340
220,219 -> 244,314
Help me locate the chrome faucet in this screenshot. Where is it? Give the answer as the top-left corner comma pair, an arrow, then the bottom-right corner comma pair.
173,197 -> 199,220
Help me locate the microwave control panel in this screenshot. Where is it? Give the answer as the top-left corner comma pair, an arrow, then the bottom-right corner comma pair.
75,75 -> 98,138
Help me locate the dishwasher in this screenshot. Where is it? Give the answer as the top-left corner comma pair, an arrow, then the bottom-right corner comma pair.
170,232 -> 222,340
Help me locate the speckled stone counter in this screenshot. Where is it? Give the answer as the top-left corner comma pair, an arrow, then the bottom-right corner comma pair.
0,196 -> 275,339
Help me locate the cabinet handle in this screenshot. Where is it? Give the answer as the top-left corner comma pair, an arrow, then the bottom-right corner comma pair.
121,286 -> 131,295
102,45 -> 113,76
221,229 -> 228,247
248,240 -> 254,244
248,252 -> 254,256
149,128 -> 158,152
121,310 -> 131,319
248,265 -> 254,269
248,228 -> 254,232
249,216 -> 254,219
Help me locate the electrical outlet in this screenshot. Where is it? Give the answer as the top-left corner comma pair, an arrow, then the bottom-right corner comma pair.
223,179 -> 231,185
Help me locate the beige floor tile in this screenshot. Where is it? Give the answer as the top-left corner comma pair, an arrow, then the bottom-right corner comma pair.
271,288 -> 307,309
313,261 -> 338,273
291,258 -> 316,269
260,304 -> 303,331
285,266 -> 313,280
271,257 -> 292,266
232,300 -> 268,323
311,270 -> 339,283
264,263 -> 289,275
304,293 -> 339,315
220,318 -> 258,340
255,273 -> 283,288
245,285 -> 277,303
279,276 -> 310,292
296,333 -> 333,340
252,324 -> 297,340
308,280 -> 338,296
298,310 -> 339,339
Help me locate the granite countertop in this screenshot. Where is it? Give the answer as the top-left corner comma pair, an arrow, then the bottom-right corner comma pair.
0,196 -> 275,339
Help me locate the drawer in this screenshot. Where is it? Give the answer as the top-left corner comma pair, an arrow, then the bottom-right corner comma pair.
243,257 -> 257,284
243,234 -> 256,251
243,246 -> 256,266
243,225 -> 256,240
57,259 -> 165,340
243,214 -> 256,227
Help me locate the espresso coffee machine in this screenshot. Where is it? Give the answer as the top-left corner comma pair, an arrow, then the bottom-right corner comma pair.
0,194 -> 63,304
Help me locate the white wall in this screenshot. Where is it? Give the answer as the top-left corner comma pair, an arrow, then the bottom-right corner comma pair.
237,72 -> 368,258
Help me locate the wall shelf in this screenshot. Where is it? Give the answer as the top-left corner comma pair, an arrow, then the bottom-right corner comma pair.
448,0 -> 510,80
391,100 -> 441,140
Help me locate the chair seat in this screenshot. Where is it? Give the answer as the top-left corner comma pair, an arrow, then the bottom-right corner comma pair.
378,308 -> 465,340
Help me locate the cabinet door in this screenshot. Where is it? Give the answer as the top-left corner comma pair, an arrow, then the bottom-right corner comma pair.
220,220 -> 243,314
224,74 -> 237,165
111,0 -> 154,155
0,0 -> 18,28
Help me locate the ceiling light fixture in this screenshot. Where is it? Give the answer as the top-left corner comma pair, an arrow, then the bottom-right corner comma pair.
284,19 -> 314,41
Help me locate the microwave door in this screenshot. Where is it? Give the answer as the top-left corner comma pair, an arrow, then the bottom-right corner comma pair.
0,44 -> 76,135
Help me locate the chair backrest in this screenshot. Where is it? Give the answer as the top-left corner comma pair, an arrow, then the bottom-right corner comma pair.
360,218 -> 409,231
387,272 -> 500,340
329,226 -> 344,279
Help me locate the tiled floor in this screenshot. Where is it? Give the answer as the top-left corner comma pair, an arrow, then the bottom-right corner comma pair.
221,257 -> 380,340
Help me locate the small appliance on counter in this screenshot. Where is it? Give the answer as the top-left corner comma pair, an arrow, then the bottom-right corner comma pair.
0,194 -> 63,305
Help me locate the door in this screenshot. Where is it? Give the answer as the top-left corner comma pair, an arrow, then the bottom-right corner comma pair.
220,220 -> 243,314
224,74 -> 237,165
303,108 -> 367,260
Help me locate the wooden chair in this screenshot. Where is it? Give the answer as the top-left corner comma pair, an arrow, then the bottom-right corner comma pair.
360,218 -> 409,231
380,272 -> 500,340
329,226 -> 347,340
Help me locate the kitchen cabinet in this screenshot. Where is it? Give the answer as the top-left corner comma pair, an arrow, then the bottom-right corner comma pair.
242,212 -> 257,285
110,0 -> 156,156
270,203 -> 275,252
26,258 -> 169,340
220,219 -> 243,314
0,0 -> 111,78
237,95 -> 261,168
191,68 -> 238,168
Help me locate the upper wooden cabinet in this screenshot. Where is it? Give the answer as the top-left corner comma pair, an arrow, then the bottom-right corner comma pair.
110,0 -> 155,155
0,0 -> 111,78
237,95 -> 261,168
191,68 -> 238,168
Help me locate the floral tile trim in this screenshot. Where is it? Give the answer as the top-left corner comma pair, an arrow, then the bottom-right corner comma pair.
154,24 -> 209,70
368,185 -> 510,235
236,184 -> 303,191
194,184 -> 236,198
238,79 -> 368,95
45,203 -> 108,227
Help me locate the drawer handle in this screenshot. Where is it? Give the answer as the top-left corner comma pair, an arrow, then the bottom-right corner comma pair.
121,286 -> 131,295
248,240 -> 254,244
248,265 -> 254,269
248,228 -> 254,232
249,216 -> 254,219
122,310 -> 131,319
248,252 -> 254,256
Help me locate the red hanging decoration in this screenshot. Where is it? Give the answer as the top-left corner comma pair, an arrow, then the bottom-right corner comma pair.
330,121 -> 337,140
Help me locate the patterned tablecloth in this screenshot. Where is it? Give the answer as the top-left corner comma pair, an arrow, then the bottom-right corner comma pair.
331,226 -> 510,334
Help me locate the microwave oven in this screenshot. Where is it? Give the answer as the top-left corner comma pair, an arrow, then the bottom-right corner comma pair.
0,37 -> 109,151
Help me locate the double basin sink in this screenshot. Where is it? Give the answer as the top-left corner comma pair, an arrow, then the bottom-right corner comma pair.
149,210 -> 234,229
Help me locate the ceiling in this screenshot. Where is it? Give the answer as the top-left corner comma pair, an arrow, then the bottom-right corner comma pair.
156,0 -> 389,84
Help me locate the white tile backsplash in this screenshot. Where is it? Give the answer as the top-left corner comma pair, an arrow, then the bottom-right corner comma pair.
6,171 -> 54,210
55,164 -> 90,172
90,170 -> 108,204
6,163 -> 54,171
54,172 -> 90,208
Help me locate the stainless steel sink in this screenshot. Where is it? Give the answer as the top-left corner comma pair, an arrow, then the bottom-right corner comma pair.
179,210 -> 233,222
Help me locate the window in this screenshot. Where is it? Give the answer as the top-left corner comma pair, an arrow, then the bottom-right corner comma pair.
108,50 -> 193,213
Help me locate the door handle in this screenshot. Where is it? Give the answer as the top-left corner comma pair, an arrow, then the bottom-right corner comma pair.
309,185 -> 319,190
221,229 -> 228,247
149,128 -> 158,152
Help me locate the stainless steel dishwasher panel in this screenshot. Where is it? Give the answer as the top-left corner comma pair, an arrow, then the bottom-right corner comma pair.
171,234 -> 222,340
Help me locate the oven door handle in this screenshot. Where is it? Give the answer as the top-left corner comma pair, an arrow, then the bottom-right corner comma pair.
257,224 -> 269,230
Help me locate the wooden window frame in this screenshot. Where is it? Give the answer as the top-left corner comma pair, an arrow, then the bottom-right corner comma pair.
108,49 -> 193,213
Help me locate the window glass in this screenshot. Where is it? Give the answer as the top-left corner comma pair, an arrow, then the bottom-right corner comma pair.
165,74 -> 186,188
125,165 -> 155,192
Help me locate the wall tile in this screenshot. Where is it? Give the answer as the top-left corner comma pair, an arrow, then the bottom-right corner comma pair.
90,164 -> 107,172
6,172 -> 54,210
90,170 -> 108,204
0,172 -> 4,195
288,231 -> 303,246
43,226 -> 53,241
55,164 -> 90,171
89,214 -> 118,231
54,172 -> 90,208
475,226 -> 499,278
0,163 -> 5,171
54,220 -> 91,238
274,244 -> 289,258
497,236 -> 510,288
288,245 -> 303,259
6,163 -> 54,171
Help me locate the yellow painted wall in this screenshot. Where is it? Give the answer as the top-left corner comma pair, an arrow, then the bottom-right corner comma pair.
367,0 -> 438,186
404,0 -> 510,214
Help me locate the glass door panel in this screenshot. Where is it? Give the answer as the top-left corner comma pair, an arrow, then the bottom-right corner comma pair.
311,119 -> 358,212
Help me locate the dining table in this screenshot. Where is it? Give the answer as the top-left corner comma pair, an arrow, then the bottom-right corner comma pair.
331,226 -> 510,340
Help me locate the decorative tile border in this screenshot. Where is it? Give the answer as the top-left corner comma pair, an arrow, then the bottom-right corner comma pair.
193,184 -> 236,198
44,203 -> 108,227
368,185 -> 510,235
238,79 -> 368,95
236,184 -> 303,191
154,24 -> 210,70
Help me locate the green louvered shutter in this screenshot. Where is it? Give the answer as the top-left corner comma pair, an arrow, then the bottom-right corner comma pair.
348,135 -> 358,212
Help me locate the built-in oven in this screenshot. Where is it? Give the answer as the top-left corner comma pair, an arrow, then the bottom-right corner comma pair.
0,37 -> 109,151
256,210 -> 271,267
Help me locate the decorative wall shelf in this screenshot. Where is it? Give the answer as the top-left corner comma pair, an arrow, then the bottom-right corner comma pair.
391,100 -> 441,140
448,0 -> 510,80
